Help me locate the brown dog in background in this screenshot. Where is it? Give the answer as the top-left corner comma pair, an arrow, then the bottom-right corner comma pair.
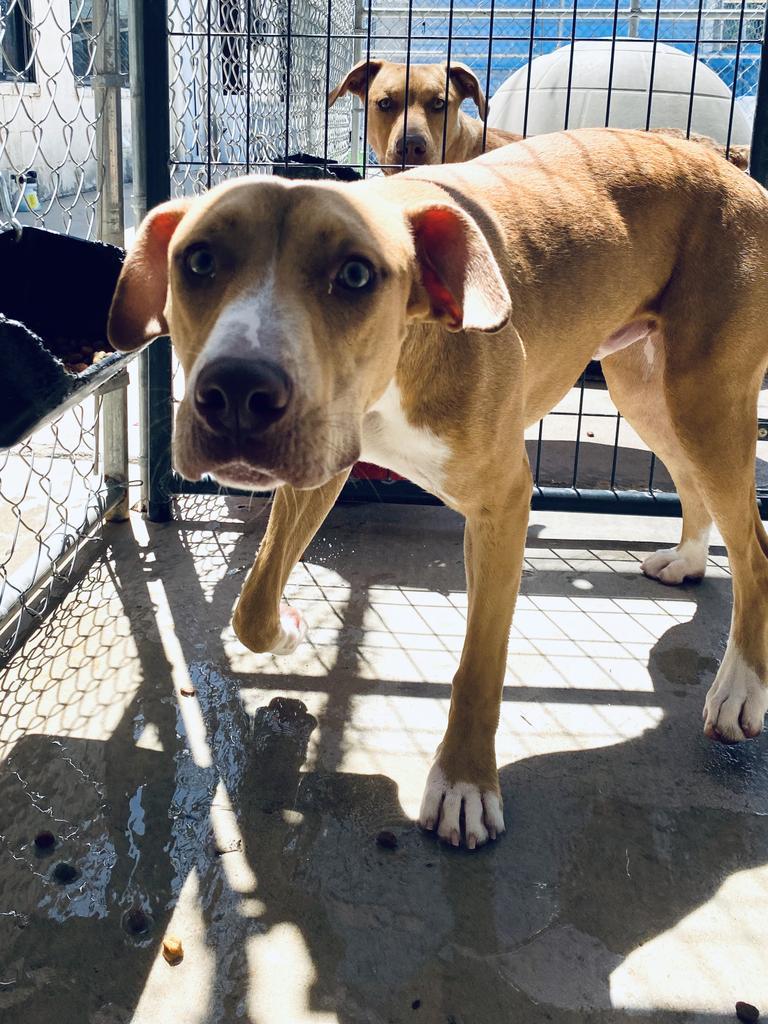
329,58 -> 750,172
328,59 -> 522,170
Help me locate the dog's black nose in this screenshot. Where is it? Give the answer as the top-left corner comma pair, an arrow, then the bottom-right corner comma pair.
194,357 -> 292,434
396,132 -> 428,163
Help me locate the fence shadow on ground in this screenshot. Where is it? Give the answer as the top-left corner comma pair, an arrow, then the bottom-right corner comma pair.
1,496 -> 767,1022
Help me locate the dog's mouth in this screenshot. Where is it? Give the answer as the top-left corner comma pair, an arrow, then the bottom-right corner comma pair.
383,152 -> 433,173
173,399 -> 359,491
211,461 -> 284,491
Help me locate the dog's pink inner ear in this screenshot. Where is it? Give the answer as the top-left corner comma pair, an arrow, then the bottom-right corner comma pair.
412,208 -> 465,329
107,200 -> 190,352
328,59 -> 383,106
409,205 -> 511,334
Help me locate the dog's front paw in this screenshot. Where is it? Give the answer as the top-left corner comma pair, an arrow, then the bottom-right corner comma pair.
233,602 -> 307,655
269,603 -> 308,655
419,763 -> 504,850
703,643 -> 768,742
641,540 -> 707,585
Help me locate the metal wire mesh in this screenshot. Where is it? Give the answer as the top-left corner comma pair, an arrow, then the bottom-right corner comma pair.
169,0 -> 357,195
160,0 -> 768,512
0,0 -> 130,660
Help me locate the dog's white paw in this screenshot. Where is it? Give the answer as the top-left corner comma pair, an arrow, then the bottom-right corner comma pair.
419,764 -> 504,850
703,643 -> 768,742
641,532 -> 709,585
269,603 -> 308,655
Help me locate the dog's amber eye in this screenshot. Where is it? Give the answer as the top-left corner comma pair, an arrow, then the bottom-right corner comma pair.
376,97 -> 393,112
432,97 -> 446,112
336,259 -> 373,291
185,245 -> 215,278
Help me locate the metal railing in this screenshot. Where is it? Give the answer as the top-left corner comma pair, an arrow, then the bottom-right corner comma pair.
0,0 -> 131,660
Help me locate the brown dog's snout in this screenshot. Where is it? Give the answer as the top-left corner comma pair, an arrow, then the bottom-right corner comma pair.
395,132 -> 429,164
194,357 -> 293,435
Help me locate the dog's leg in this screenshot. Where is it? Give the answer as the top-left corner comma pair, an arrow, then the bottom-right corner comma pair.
664,377 -> 768,742
602,342 -> 713,584
610,321 -> 768,742
233,470 -> 350,654
420,455 -> 532,849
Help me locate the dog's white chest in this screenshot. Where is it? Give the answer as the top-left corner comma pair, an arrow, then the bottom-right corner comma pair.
361,382 -> 452,497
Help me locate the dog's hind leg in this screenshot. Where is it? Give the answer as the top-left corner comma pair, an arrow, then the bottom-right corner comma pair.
601,338 -> 713,584
233,469 -> 351,654
606,321 -> 768,741
662,340 -> 768,743
419,451 -> 532,849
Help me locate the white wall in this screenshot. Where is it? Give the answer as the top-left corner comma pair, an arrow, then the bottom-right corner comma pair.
0,0 -> 132,199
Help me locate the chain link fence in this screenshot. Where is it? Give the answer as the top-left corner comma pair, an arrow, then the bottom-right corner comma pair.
0,0 -> 131,661
168,0 -> 357,194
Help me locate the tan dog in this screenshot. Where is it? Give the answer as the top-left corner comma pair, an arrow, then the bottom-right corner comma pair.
328,58 -> 522,170
108,128 -> 768,849
330,59 -> 750,172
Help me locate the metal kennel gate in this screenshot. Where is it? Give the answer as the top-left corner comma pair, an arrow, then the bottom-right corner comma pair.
136,0 -> 768,521
0,0 -> 131,658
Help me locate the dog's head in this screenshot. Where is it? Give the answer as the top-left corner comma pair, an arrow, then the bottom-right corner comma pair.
329,60 -> 488,171
108,178 -> 510,491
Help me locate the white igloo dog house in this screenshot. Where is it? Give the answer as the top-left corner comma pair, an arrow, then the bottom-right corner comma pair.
487,40 -> 752,146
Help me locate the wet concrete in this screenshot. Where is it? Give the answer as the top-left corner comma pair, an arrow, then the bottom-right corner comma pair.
1,497 -> 767,1024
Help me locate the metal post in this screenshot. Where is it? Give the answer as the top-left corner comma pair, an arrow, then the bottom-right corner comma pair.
628,0 -> 641,38
134,0 -> 174,523
349,0 -> 364,168
750,11 -> 768,187
127,0 -> 148,511
94,0 -> 130,521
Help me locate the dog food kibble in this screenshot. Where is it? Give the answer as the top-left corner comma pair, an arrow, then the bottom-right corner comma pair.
179,687 -> 196,697
123,907 -> 151,935
51,862 -> 80,884
162,935 -> 184,965
411,999 -> 421,1010
376,830 -> 398,850
34,830 -> 56,853
736,1002 -> 760,1023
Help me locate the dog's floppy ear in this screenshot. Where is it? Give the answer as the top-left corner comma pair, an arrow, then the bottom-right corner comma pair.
328,59 -> 384,107
107,198 -> 191,352
407,204 -> 511,334
447,62 -> 487,120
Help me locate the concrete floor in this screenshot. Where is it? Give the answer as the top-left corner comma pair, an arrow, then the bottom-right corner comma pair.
1,498 -> 767,1024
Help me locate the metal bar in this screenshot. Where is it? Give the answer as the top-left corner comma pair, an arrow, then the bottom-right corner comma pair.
400,0 -> 415,173
168,27 -> 766,42
142,0 -> 174,522
206,0 -> 212,187
93,0 -> 125,245
168,473 -> 768,519
350,0 -> 364,168
749,10 -> 768,187
481,0 -> 497,151
128,0 -> 149,512
644,0 -> 663,129
357,5 -> 766,18
361,0 -> 373,176
440,0 -> 456,163
284,0 -> 293,165
725,0 -> 747,161
685,0 -> 706,138
103,385 -> 130,521
246,0 -> 252,174
94,0 -> 129,522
